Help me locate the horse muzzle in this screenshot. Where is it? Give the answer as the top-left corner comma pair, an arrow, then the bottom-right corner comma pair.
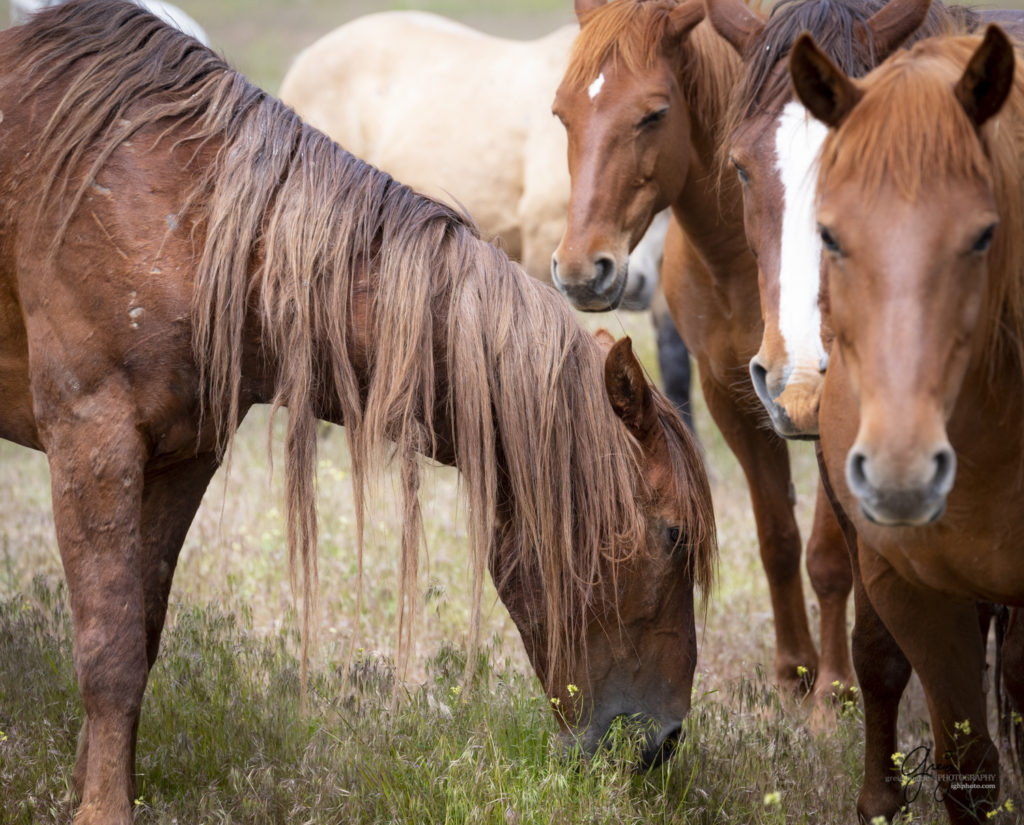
561,712 -> 684,769
749,356 -> 822,440
550,252 -> 627,312
845,441 -> 956,527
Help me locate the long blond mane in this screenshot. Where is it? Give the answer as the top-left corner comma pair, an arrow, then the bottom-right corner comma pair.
819,31 -> 1024,380
19,0 -> 716,690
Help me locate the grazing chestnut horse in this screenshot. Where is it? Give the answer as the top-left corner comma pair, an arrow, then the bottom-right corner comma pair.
709,0 -> 1024,440
551,0 -> 851,698
0,3 -> 717,822
792,25 -> 1024,823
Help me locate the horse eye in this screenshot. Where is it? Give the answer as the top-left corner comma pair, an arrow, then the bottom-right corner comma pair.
638,107 -> 668,130
819,224 -> 842,255
730,157 -> 750,185
971,223 -> 997,254
666,525 -> 683,548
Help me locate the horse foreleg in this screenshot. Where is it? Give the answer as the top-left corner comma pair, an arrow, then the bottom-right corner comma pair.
44,405 -> 148,825
73,453 -> 221,800
699,373 -> 817,691
859,542 -> 995,825
805,478 -> 854,706
849,545 -> 912,823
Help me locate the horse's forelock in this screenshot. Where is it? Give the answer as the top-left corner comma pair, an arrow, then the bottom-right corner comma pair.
565,0 -> 678,90
819,42 -> 992,203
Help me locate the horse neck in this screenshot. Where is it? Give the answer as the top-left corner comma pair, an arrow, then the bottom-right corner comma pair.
670,25 -> 752,280
672,154 -> 751,279
950,341 -> 1024,475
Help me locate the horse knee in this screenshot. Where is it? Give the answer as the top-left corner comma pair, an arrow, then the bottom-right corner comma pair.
805,542 -> 852,598
75,626 -> 148,716
851,622 -> 911,699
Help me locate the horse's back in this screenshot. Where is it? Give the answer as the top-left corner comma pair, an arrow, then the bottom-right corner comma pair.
280,11 -> 575,276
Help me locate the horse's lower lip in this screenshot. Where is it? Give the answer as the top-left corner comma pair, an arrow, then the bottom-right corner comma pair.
771,413 -> 820,441
859,496 -> 946,527
553,271 -> 626,312
764,399 -> 819,441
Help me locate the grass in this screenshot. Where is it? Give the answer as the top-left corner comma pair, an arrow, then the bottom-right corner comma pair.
0,578 -> 948,825
0,1 -> 1022,822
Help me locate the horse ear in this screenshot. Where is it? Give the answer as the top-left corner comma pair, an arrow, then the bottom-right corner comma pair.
955,25 -> 1016,130
855,0 -> 932,60
790,33 -> 864,129
705,0 -> 767,56
575,0 -> 606,25
605,337 -> 660,451
668,0 -> 706,42
593,327 -> 616,354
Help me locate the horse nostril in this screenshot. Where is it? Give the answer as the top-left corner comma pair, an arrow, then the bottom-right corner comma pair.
551,255 -> 562,287
846,448 -> 869,496
931,446 -> 957,496
749,358 -> 771,404
593,255 -> 617,293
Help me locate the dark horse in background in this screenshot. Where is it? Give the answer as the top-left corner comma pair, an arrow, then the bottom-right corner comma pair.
0,2 -> 717,822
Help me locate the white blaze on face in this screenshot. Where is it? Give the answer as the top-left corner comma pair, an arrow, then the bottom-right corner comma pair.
775,100 -> 830,376
588,72 -> 605,101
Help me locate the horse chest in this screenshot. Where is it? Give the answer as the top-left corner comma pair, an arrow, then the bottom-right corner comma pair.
862,494 -> 1024,605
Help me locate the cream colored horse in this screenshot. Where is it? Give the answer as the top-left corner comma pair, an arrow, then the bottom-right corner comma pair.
279,10 -> 665,310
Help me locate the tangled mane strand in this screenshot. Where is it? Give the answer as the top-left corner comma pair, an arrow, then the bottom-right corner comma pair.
17,0 -> 716,693
819,31 -> 1024,392
722,0 -> 974,155
565,0 -> 740,149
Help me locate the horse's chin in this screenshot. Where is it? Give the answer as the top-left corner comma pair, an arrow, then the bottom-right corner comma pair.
858,495 -> 946,528
760,388 -> 821,440
766,404 -> 820,441
558,284 -> 625,313
638,721 -> 683,768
